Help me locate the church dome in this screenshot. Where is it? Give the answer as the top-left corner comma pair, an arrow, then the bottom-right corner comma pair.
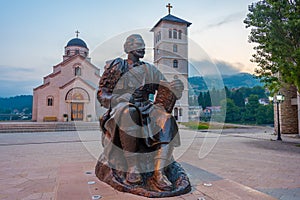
66,38 -> 88,48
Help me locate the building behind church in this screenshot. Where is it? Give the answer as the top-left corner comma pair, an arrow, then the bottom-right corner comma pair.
32,35 -> 101,122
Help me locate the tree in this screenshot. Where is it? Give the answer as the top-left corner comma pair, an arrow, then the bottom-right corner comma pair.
221,98 -> 241,122
244,0 -> 300,93
198,91 -> 212,109
243,94 -> 260,123
256,104 -> 274,124
231,90 -> 245,107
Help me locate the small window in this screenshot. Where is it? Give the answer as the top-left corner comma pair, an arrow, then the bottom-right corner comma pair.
75,49 -> 79,55
179,30 -> 182,39
173,29 -> 177,39
75,66 -> 81,76
67,50 -> 70,55
158,31 -> 161,41
173,44 -> 177,52
169,29 -> 172,38
179,108 -> 183,116
157,48 -> 160,55
47,96 -> 53,106
173,60 -> 178,68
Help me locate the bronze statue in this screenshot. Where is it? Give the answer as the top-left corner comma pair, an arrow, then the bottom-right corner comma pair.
95,34 -> 191,197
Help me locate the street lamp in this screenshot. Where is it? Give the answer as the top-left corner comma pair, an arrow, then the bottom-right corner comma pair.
269,93 -> 285,141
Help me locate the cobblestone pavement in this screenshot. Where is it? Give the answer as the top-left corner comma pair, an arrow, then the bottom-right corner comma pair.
0,126 -> 299,199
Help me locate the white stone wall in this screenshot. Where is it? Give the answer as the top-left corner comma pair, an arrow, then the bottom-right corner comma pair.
152,19 -> 190,122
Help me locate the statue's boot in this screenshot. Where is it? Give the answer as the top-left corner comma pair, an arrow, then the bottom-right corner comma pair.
152,145 -> 173,191
124,154 -> 143,185
119,128 -> 143,185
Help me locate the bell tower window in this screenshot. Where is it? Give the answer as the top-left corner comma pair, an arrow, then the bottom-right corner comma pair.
75,49 -> 79,55
179,30 -> 182,39
173,44 -> 178,52
173,29 -> 177,39
75,66 -> 81,76
169,29 -> 172,38
173,59 -> 178,68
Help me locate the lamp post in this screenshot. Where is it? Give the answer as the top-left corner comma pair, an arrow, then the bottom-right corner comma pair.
269,93 -> 285,141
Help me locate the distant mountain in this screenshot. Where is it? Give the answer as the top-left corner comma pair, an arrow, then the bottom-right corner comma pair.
189,73 -> 263,94
0,95 -> 32,113
222,73 -> 263,88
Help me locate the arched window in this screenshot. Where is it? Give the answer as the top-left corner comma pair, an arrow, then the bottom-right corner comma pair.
179,108 -> 183,116
169,29 -> 172,38
75,66 -> 81,76
66,50 -> 70,55
174,107 -> 178,120
173,29 -> 177,39
179,30 -> 182,39
47,96 -> 53,106
75,49 -> 79,55
173,59 -> 178,68
173,44 -> 178,52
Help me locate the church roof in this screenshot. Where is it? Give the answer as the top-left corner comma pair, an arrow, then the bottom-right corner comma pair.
66,38 -> 88,48
151,14 -> 192,31
59,77 -> 96,90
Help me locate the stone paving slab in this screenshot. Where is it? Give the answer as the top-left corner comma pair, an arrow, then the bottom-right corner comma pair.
54,161 -> 275,200
0,127 -> 299,199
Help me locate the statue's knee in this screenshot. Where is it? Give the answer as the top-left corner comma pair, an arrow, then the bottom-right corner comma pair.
119,106 -> 142,130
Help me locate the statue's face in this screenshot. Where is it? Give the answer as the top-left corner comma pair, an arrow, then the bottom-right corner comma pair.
131,48 -> 145,59
130,37 -> 145,58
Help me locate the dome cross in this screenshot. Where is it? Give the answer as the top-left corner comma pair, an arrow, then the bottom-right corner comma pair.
75,30 -> 80,38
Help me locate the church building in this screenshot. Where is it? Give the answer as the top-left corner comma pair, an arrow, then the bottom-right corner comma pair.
151,3 -> 191,122
32,33 -> 101,122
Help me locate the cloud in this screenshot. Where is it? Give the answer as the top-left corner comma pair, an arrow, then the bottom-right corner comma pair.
193,12 -> 245,34
205,12 -> 244,29
0,65 -> 42,97
0,65 -> 38,81
0,79 -> 39,97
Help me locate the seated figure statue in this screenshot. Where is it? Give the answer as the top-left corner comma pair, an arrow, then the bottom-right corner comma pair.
95,34 -> 191,197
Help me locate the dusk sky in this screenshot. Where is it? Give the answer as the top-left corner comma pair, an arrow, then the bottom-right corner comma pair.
0,0 -> 256,97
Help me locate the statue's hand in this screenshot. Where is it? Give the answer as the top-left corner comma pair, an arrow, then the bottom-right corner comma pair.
170,79 -> 184,99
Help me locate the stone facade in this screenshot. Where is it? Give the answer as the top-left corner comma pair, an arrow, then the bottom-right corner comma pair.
151,14 -> 191,122
32,36 -> 101,122
275,85 -> 299,134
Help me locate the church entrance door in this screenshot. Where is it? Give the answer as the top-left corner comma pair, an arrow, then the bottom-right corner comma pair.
71,103 -> 84,121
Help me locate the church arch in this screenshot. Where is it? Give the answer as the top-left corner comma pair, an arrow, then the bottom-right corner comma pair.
65,87 -> 90,102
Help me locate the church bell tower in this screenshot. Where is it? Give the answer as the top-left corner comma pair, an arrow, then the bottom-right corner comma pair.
151,3 -> 191,122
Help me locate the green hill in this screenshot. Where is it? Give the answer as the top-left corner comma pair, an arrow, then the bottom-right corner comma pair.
0,95 -> 32,114
189,73 -> 262,94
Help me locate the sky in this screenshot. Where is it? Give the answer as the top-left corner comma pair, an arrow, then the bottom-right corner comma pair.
0,0 -> 257,97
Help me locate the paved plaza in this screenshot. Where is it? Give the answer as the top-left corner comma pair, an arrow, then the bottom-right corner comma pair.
0,124 -> 300,199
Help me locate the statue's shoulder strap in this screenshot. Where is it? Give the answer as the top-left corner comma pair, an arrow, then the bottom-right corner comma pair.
104,58 -> 127,73
99,58 -> 126,91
